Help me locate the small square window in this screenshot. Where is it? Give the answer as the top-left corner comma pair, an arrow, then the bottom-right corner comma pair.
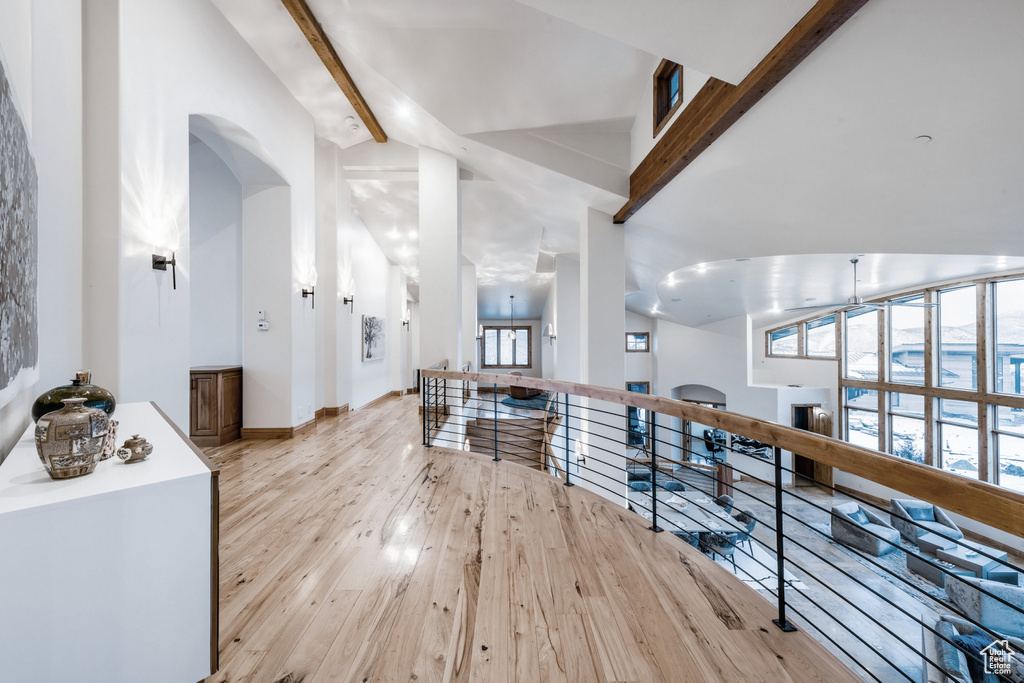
626,332 -> 650,352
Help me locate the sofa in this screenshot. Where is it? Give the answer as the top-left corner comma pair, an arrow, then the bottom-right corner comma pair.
945,574 -> 1024,639
890,498 -> 964,544
830,502 -> 901,556
507,371 -> 543,400
923,614 -> 1024,683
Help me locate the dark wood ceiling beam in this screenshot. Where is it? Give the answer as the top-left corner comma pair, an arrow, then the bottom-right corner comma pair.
280,0 -> 387,143
614,0 -> 868,224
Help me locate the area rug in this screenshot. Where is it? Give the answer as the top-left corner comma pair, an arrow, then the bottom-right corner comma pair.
808,521 -> 953,606
500,392 -> 552,411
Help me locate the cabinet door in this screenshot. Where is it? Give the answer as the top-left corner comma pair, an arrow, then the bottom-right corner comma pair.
191,373 -> 219,437
221,370 -> 243,433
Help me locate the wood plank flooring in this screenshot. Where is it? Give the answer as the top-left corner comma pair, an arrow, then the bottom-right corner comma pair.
204,395 -> 860,682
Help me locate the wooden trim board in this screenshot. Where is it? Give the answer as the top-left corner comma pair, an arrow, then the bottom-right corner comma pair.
293,419 -> 317,437
324,404 -> 349,417
240,427 -> 293,440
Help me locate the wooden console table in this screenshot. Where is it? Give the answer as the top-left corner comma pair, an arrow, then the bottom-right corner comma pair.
190,365 -> 242,447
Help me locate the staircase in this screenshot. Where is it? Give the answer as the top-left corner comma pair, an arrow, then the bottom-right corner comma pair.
466,416 -> 558,471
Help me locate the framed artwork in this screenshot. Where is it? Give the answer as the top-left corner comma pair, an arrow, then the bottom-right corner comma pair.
0,49 -> 39,408
732,434 -> 773,460
362,315 -> 385,362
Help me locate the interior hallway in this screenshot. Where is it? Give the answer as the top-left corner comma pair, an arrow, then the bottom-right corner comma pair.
204,394 -> 858,682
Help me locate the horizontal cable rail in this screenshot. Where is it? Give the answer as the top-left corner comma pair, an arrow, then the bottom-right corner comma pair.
420,368 -> 1024,683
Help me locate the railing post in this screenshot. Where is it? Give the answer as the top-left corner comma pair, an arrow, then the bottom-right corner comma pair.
421,373 -> 427,446
563,393 -> 573,487
492,384 -> 501,462
425,376 -> 433,448
648,443 -> 662,532
773,445 -> 796,632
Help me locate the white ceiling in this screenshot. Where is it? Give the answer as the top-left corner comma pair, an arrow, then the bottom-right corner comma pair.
211,0 -> 1024,326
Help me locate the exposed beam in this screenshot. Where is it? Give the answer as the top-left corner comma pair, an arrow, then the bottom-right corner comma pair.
280,0 -> 387,143
615,0 -> 868,224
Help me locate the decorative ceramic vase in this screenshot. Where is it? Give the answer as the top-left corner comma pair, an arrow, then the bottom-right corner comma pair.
100,420 -> 119,461
117,434 -> 153,464
32,370 -> 116,422
34,398 -> 110,479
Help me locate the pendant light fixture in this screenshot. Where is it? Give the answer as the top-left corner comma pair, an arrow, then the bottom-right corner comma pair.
508,295 -> 517,340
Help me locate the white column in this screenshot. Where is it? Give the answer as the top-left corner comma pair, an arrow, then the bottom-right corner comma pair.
418,147 -> 462,373
390,266 -> 409,393
553,255 -> 581,383
315,140 -> 338,414
579,208 -> 626,505
461,264 -> 477,370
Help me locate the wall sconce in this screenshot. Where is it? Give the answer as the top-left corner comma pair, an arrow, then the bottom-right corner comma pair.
402,308 -> 410,329
301,265 -> 318,309
152,252 -> 178,290
476,324 -> 483,340
343,279 -> 355,313
546,323 -> 556,345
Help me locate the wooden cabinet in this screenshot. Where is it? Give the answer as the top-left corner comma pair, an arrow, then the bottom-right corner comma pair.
190,365 -> 242,447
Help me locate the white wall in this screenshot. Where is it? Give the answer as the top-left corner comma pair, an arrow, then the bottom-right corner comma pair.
83,0 -> 316,431
0,0 -> 83,461
478,319 -> 543,379
540,286 -> 556,378
554,255 -> 581,382
189,139 -> 242,367
348,219 -> 393,409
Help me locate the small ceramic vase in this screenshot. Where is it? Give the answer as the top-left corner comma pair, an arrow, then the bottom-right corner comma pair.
34,397 -> 110,479
32,370 -> 116,422
117,434 -> 153,464
100,420 -> 119,461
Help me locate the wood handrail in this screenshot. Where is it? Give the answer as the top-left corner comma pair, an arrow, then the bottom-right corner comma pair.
422,368 -> 1024,538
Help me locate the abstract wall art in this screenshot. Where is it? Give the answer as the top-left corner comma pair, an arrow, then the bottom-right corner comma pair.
0,51 -> 39,407
362,315 -> 384,362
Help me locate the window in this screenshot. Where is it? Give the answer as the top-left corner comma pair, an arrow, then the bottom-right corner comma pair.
939,286 -> 977,390
938,399 -> 979,479
890,296 -> 925,385
626,382 -> 650,447
805,315 -> 837,358
768,326 -> 798,356
994,406 -> 1024,492
653,59 -> 683,136
481,327 -> 531,368
994,278 -> 1024,396
888,393 -> 925,463
626,332 -> 650,352
845,307 -> 878,380
766,316 -> 838,359
845,388 -> 879,450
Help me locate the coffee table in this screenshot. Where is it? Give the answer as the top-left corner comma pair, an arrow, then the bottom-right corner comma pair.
936,542 -> 1008,579
918,532 -> 958,555
907,552 -> 975,586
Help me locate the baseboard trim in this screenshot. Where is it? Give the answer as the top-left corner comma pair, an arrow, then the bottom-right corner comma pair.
391,390 -> 403,397
324,404 -> 349,417
315,408 -> 326,421
293,419 -> 317,437
240,427 -> 293,440
359,393 -> 394,411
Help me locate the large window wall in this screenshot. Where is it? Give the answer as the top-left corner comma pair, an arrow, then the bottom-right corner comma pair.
772,274 -> 1024,494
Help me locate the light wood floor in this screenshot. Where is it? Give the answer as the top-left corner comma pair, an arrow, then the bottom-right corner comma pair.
204,394 -> 860,682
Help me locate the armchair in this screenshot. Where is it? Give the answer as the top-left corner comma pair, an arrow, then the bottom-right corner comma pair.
831,502 -> 901,556
889,498 -> 964,544
945,574 -> 1024,639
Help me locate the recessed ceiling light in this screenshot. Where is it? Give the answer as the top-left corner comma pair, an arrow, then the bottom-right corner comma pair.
915,135 -> 932,144
396,103 -> 413,120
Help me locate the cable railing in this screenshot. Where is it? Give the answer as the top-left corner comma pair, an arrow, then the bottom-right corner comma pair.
420,368 -> 1024,683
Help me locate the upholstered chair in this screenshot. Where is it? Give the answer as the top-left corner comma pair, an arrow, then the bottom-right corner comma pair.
889,498 -> 964,544
945,574 -> 1024,639
830,502 -> 901,556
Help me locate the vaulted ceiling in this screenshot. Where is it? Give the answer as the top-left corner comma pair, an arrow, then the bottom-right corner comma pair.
211,0 -> 1024,324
